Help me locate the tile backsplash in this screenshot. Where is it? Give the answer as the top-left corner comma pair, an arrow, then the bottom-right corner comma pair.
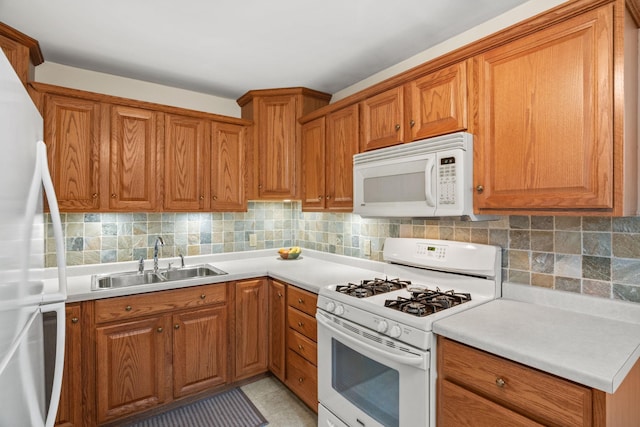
46,203 -> 640,304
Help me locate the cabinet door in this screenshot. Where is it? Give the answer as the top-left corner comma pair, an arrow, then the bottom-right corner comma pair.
173,306 -> 228,398
300,117 -> 326,210
257,95 -> 298,198
95,316 -> 170,423
360,86 -> 404,151
164,114 -> 208,210
326,104 -> 359,211
475,6 -> 613,212
55,304 -> 82,427
109,105 -> 161,211
44,94 -> 101,211
210,122 -> 246,211
234,278 -> 268,380
409,61 -> 467,140
267,279 -> 287,382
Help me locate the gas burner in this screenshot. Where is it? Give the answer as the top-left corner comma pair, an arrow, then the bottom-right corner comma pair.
384,288 -> 472,316
335,277 -> 410,298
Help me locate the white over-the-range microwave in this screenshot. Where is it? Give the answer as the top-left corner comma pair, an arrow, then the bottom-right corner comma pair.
353,131 -> 497,221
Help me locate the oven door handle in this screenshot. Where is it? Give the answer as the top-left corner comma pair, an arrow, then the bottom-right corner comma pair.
317,313 -> 426,368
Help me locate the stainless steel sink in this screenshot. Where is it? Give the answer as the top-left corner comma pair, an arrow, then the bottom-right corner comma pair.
91,264 -> 228,290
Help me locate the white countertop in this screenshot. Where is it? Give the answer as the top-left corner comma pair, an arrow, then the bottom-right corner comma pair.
432,282 -> 640,394
47,248 -> 386,303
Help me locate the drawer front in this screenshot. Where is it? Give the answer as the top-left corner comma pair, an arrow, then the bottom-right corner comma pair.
95,283 -> 227,323
439,338 -> 592,427
286,349 -> 318,410
287,307 -> 317,341
287,286 -> 317,316
287,328 -> 317,365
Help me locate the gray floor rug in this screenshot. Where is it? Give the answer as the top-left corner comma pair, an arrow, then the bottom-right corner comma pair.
127,388 -> 269,427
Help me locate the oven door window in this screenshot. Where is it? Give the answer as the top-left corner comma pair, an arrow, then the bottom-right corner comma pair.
332,338 -> 399,427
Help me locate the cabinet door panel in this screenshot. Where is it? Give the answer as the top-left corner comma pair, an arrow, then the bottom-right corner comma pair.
361,87 -> 404,151
44,94 -> 101,211
109,105 -> 160,210
95,316 -> 170,423
164,114 -> 208,210
301,117 -> 326,210
173,306 -> 228,398
211,122 -> 245,211
234,279 -> 268,380
268,280 -> 286,381
326,104 -> 359,210
409,61 -> 467,140
257,96 -> 298,198
476,7 -> 613,211
55,304 -> 82,427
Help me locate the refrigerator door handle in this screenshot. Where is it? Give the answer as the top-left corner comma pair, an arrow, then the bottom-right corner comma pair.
37,141 -> 67,300
42,302 -> 65,427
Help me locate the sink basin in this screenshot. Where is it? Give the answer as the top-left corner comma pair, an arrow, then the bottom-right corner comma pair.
92,264 -> 228,290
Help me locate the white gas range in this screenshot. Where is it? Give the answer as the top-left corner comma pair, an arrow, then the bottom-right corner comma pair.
316,238 -> 501,427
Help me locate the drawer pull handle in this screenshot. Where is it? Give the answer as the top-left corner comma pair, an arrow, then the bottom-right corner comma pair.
298,298 -> 304,304
71,317 -> 79,324
297,321 -> 304,327
125,305 -> 132,311
174,324 -> 180,329
496,378 -> 506,388
298,377 -> 304,383
200,294 -> 206,299
157,327 -> 163,333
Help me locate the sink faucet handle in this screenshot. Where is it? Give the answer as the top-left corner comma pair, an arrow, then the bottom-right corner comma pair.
167,262 -> 173,271
179,253 -> 185,268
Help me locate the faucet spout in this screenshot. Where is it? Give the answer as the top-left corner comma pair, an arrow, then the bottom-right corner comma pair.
153,236 -> 165,273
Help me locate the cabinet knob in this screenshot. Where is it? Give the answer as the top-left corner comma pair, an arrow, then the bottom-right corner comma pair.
125,305 -> 132,311
298,298 -> 304,304
297,321 -> 304,327
71,317 -> 79,324
110,193 -> 117,198
200,294 -> 206,299
476,185 -> 484,193
298,377 -> 304,383
157,327 -> 163,333
277,292 -> 283,298
92,193 -> 98,199
395,124 -> 401,131
258,184 -> 263,189
199,195 -> 204,200
495,377 -> 506,388
298,344 -> 304,350
318,196 -> 322,200
410,119 -> 415,128
212,195 -> 217,201
174,324 -> 180,329
326,195 -> 330,200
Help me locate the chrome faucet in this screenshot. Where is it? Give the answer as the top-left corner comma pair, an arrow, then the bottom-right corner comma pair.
153,236 -> 165,273
138,257 -> 144,273
179,253 -> 185,268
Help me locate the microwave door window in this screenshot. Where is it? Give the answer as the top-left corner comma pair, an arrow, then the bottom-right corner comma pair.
363,172 -> 426,203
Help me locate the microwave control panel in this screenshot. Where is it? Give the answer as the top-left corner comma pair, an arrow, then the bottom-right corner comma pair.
438,156 -> 457,205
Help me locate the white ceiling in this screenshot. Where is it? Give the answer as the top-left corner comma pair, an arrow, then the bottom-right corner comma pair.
1,0 -> 529,100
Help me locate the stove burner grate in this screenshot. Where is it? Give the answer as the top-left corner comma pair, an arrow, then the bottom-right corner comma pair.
335,277 -> 410,298
384,288 -> 471,316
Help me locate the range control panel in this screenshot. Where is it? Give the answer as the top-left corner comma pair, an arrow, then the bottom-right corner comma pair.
416,243 -> 446,260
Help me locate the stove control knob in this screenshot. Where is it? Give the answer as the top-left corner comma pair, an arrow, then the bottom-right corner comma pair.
325,301 -> 336,313
389,325 -> 402,338
377,320 -> 389,333
334,305 -> 345,315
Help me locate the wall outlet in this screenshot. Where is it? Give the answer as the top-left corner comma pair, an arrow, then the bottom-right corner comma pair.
363,239 -> 371,256
249,233 -> 257,247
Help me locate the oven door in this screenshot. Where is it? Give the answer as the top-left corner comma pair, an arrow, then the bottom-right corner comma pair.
317,310 -> 429,427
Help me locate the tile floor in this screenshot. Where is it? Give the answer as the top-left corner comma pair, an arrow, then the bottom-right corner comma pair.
241,377 -> 317,426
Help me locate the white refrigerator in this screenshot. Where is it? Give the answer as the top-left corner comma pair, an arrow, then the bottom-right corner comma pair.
0,50 -> 67,426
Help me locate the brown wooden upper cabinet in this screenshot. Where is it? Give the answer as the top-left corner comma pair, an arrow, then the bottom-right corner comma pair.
301,104 -> 359,211
360,61 -> 469,151
109,105 -> 162,211
210,122 -> 246,211
44,94 -> 102,211
237,88 -> 331,200
163,113 -> 208,211
474,2 -> 637,215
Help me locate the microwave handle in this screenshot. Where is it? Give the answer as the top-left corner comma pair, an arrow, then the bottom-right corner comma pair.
424,157 -> 436,207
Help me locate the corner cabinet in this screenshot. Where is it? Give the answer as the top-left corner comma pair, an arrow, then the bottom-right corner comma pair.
237,88 -> 331,200
437,337 -> 640,427
474,2 -> 638,215
301,103 -> 359,211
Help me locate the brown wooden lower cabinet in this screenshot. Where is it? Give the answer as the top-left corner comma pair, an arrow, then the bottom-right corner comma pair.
268,279 -> 287,381
55,303 -> 83,427
233,278 -> 268,380
437,336 -> 640,427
